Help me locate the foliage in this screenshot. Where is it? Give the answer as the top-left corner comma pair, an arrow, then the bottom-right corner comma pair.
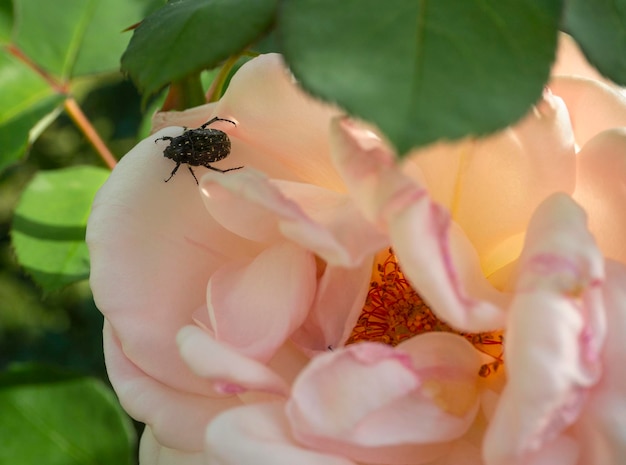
0,0 -> 624,463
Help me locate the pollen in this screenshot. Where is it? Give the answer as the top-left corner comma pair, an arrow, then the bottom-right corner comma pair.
346,248 -> 504,378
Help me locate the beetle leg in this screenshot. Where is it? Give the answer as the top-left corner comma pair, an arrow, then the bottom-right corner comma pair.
200,117 -> 237,129
164,162 -> 181,182
155,136 -> 173,144
204,164 -> 244,174
188,166 -> 200,185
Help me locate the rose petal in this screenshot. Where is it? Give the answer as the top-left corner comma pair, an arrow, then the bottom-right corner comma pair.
276,178 -> 389,267
200,169 -> 387,267
286,340 -> 480,464
523,435 -> 579,465
483,194 -> 606,465
139,426 -> 206,465
207,242 -> 316,361
549,76 -> 626,147
331,118 -> 508,332
177,325 -> 290,395
398,333 -> 484,419
213,54 -> 344,189
206,403 -> 356,465
104,322 -> 241,452
550,33 -> 612,86
152,102 -> 216,133
291,261 -> 373,353
408,90 -> 576,275
575,260 -> 626,464
573,128 -> 626,264
87,131 -> 262,395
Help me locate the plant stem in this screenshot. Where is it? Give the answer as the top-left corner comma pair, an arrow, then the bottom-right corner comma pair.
206,54 -> 242,103
64,97 -> 117,169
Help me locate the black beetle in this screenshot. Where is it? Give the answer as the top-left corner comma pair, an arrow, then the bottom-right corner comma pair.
155,116 -> 243,184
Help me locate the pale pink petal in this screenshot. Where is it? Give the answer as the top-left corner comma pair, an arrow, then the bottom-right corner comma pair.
398,333 -> 484,418
523,435 -> 579,465
483,194 -> 606,465
206,403 -> 356,465
151,102 -> 216,133
575,260 -> 626,464
176,325 -> 290,395
408,90 -> 576,275
87,130 -> 262,396
291,260 -> 373,353
549,76 -> 626,147
286,340 -> 480,464
275,178 -> 388,267
104,322 -> 241,452
573,128 -> 626,264
139,427 -> 206,465
551,33 -> 613,86
392,208 -> 509,332
199,169 -> 387,267
331,118 -> 508,332
199,169 -> 288,244
206,242 -> 316,362
213,54 -> 344,189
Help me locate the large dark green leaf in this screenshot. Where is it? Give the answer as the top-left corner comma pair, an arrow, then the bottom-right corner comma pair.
0,364 -> 135,465
563,0 -> 626,85
11,166 -> 110,292
12,0 -> 160,79
121,0 -> 278,95
278,0 -> 563,154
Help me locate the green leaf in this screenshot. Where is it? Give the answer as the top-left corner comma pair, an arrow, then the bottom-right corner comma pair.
12,0 -> 161,79
121,0 -> 278,95
563,0 -> 626,86
0,0 -> 13,42
0,364 -> 135,465
11,166 -> 110,292
278,0 -> 563,154
0,49 -> 64,172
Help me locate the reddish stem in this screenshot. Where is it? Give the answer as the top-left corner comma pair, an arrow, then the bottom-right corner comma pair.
64,98 -> 117,169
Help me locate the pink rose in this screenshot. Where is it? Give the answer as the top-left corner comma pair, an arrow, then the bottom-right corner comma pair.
326,33 -> 626,464
87,54 -> 388,463
88,34 -> 626,465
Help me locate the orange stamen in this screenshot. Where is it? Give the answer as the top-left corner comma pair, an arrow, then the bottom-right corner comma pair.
346,248 -> 504,377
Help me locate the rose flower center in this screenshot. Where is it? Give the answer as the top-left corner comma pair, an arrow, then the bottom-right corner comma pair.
347,248 -> 503,377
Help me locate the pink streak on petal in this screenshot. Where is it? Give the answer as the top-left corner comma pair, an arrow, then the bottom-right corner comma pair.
207,242 -> 316,362
408,90 -> 576,272
200,169 -> 386,267
575,260 -> 626,464
206,403 -> 356,465
391,202 -> 508,332
483,194 -> 606,465
331,117 -> 507,332
176,325 -> 290,395
288,341 -> 478,447
573,128 -> 626,264
274,178 -> 388,267
200,169 -> 292,244
104,322 -> 241,452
